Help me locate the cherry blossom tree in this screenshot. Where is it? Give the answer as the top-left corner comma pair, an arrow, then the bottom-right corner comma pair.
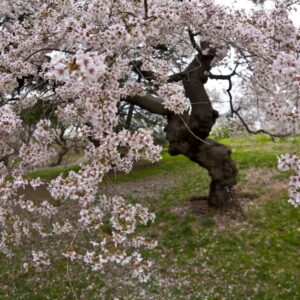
0,0 -> 299,282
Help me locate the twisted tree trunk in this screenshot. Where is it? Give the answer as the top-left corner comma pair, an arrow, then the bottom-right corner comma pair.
164,54 -> 237,207
166,114 -> 237,207
127,53 -> 238,208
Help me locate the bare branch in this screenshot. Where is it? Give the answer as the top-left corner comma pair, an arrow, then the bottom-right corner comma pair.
144,0 -> 148,19
225,76 -> 290,141
209,63 -> 240,80
188,28 -> 201,52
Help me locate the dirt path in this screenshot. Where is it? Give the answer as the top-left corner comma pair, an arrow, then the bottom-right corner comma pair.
22,166 -> 289,231
187,168 -> 289,229
100,173 -> 181,199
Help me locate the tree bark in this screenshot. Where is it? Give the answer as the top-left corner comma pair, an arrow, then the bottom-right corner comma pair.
125,103 -> 135,129
126,53 -> 238,208
186,139 -> 237,207
163,54 -> 237,207
165,113 -> 237,208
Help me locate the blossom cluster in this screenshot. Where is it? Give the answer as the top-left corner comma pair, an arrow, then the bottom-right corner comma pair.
158,84 -> 190,115
278,154 -> 300,207
18,120 -> 57,172
267,102 -> 300,133
271,52 -> 300,85
0,106 -> 21,138
61,195 -> 157,282
48,51 -> 107,83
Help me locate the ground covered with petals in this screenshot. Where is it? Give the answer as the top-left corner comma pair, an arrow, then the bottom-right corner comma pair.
0,135 -> 300,299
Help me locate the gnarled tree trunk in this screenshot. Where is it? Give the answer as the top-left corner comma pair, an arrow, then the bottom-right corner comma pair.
127,53 -> 238,208
164,53 -> 237,207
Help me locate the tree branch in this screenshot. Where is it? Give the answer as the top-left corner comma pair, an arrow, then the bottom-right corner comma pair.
124,94 -> 168,115
188,28 -> 201,52
131,60 -> 185,83
225,76 -> 290,141
144,0 -> 148,19
208,63 -> 240,80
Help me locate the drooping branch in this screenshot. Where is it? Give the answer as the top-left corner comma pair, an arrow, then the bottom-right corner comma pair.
224,75 -> 291,140
207,61 -> 291,140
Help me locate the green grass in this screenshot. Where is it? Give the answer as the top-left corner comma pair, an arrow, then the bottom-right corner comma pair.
26,134 -> 299,182
196,195 -> 300,299
2,134 -> 300,299
219,134 -> 300,170
26,151 -> 192,183
26,164 -> 81,180
108,152 -> 191,184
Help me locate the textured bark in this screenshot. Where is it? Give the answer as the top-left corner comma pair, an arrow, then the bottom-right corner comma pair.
165,116 -> 237,207
126,94 -> 168,115
125,103 -> 135,129
126,53 -> 238,208
164,54 -> 237,208
187,140 -> 237,207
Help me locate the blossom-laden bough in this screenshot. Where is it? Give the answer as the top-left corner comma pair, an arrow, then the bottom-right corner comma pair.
0,0 -> 299,283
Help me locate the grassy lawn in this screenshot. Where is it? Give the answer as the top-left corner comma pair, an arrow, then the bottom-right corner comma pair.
1,134 -> 300,299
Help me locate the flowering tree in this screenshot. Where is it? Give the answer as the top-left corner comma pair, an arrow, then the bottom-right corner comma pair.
0,0 -> 299,282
